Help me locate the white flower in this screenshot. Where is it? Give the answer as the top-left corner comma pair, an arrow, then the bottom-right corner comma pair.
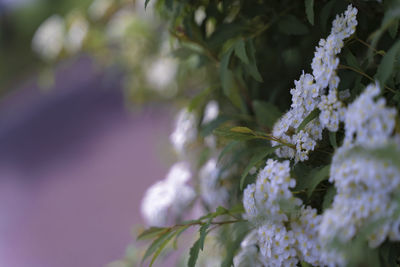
170,108 -> 197,155
202,100 -> 219,124
64,15 -> 89,54
343,82 -> 396,147
141,162 -> 196,226
199,158 -> 229,210
257,222 -> 298,267
32,15 -> 65,61
88,0 -> 113,21
146,57 -> 177,90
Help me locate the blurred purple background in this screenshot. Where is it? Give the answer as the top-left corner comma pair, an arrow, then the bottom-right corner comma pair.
0,57 -> 174,267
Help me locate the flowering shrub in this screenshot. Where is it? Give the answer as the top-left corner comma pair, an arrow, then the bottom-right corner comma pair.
137,1 -> 400,266
32,0 -> 400,266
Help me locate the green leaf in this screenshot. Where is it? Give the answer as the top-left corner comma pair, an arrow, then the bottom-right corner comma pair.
207,22 -> 245,50
305,0 -> 314,25
252,100 -> 282,128
172,47 -> 198,59
198,221 -> 211,250
218,141 -> 241,162
142,230 -> 173,263
329,131 -> 337,149
188,222 -> 211,267
369,7 -> 400,60
188,239 -> 201,267
145,0 -> 151,9
220,222 -> 249,267
245,40 -> 263,82
234,40 -> 249,65
172,225 -> 190,249
322,186 -> 336,211
376,40 -> 400,86
296,109 -> 320,133
389,19 -> 399,39
149,230 -> 178,267
137,227 -> 166,241
345,50 -> 361,71
214,127 -> 256,141
306,165 -> 330,198
320,0 -> 336,32
200,115 -> 231,137
230,126 -> 254,134
240,146 -> 281,189
278,15 -> 309,35
220,48 -> 243,108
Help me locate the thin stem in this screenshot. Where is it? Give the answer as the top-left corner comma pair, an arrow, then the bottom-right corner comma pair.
355,36 -> 384,56
338,64 -> 396,93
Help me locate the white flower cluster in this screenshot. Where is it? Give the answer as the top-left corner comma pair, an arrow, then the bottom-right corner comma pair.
272,5 -> 357,162
319,83 -> 400,265
343,82 -> 397,147
32,15 -> 66,61
199,158 -> 229,210
32,12 -> 90,61
243,159 -> 300,223
242,160 -> 329,266
170,108 -> 198,156
141,162 -> 196,227
233,230 -> 266,267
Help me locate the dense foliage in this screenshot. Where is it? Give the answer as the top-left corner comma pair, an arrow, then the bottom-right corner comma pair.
32,0 -> 400,266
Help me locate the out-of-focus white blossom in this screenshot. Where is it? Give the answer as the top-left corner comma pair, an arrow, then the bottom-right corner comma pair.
318,83 -> 400,265
202,101 -> 219,124
146,57 -> 177,91
199,158 -> 229,210
65,15 -> 89,54
32,15 -> 66,61
106,9 -> 134,40
170,108 -> 197,155
88,0 -> 113,21
343,82 -> 396,147
141,162 -> 196,226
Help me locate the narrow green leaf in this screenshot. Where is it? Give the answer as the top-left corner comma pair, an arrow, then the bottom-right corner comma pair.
149,230 -> 178,267
296,109 -> 320,133
188,239 -> 201,267
376,40 -> 400,86
214,127 -> 256,141
306,165 -> 331,198
234,40 -> 249,65
137,227 -> 166,241
305,0 -> 314,25
198,221 -> 211,250
319,0 -> 335,32
345,50 -> 361,71
329,131 -> 337,149
245,40 -> 263,82
240,146 -> 281,189
188,222 -> 211,267
252,100 -> 282,128
230,126 -> 254,134
142,230 -> 173,263
200,115 -> 231,137
369,7 -> 400,60
145,0 -> 151,9
173,225 -> 190,250
389,19 -> 399,39
220,48 -> 243,108
218,141 -> 241,162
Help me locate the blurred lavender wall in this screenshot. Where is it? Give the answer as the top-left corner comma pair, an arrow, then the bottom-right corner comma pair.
0,57 -> 174,267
